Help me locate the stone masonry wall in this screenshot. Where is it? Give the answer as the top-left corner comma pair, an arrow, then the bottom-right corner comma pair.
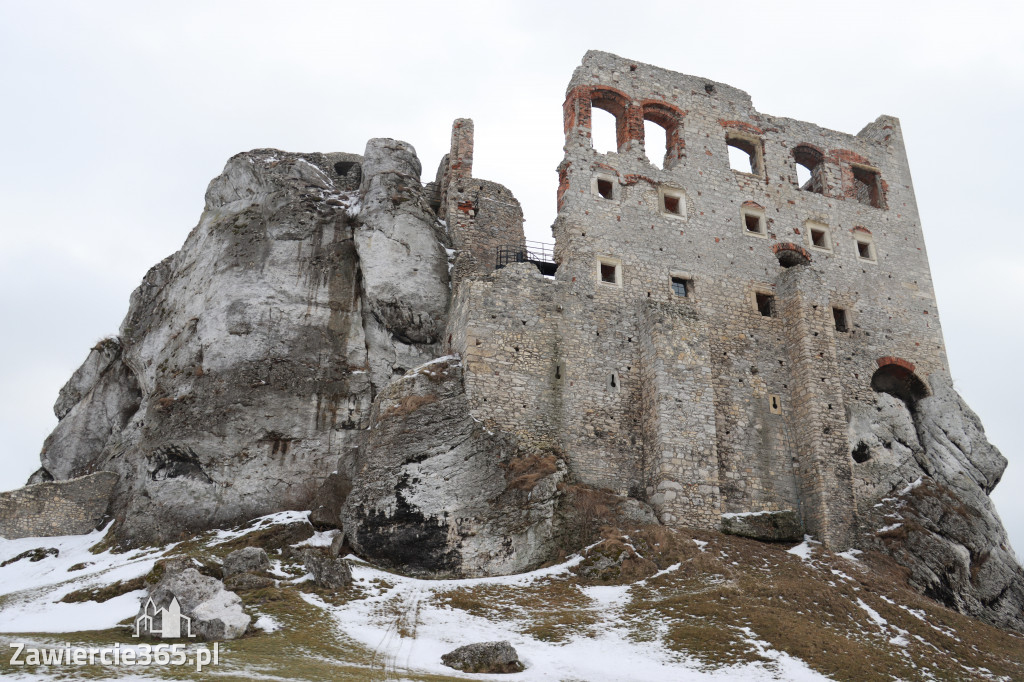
447,51 -> 946,548
0,472 -> 118,539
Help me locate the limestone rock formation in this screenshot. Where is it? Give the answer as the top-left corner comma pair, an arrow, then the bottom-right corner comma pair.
849,373 -> 1024,632
30,140 -> 450,546
341,356 -> 568,578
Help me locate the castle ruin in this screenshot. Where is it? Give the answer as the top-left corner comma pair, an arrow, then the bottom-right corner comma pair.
437,51 -> 945,549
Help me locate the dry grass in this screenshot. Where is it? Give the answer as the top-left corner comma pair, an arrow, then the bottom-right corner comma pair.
382,393 -> 437,418
503,452 -> 559,491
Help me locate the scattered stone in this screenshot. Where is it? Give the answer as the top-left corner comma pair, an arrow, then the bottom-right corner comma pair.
223,547 -> 270,577
136,566 -> 250,640
224,572 -> 275,591
441,641 -> 525,674
301,548 -> 352,589
720,510 -> 803,543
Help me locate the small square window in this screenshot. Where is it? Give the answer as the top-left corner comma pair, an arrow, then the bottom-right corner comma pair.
855,237 -> 876,262
598,258 -> 621,286
596,178 -> 614,200
659,188 -> 686,219
833,307 -> 849,332
741,205 -> 766,237
671,277 -> 691,296
756,292 -> 775,317
805,221 -> 832,252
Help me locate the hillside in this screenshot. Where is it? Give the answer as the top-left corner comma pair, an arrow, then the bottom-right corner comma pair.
1,511 -> 1021,681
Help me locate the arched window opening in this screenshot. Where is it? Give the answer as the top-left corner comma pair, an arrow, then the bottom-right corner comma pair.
793,145 -> 825,194
644,119 -> 668,168
777,248 -> 809,268
727,134 -> 763,175
871,364 -> 929,408
590,107 -> 618,154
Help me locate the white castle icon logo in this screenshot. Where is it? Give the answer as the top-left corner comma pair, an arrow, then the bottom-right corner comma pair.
133,596 -> 196,638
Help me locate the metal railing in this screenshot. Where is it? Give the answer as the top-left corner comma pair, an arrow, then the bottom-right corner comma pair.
495,240 -> 555,269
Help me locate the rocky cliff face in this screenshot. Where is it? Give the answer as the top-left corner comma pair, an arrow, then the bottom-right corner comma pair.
33,140 -> 451,546
849,373 -> 1024,632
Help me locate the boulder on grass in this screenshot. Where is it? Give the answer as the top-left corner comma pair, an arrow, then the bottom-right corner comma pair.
302,547 -> 352,588
135,567 -> 250,640
441,641 -> 525,674
223,546 -> 270,577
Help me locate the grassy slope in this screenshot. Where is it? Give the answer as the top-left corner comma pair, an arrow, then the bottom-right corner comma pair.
1,517 -> 1021,681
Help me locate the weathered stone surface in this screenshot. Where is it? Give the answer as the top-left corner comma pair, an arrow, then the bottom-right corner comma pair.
223,572 -> 275,591
223,547 -> 270,577
850,373 -> 1024,632
354,138 -> 450,386
441,641 -> 524,674
341,356 -> 567,578
301,547 -> 352,588
32,141 -> 451,547
0,472 -> 117,539
721,510 -> 803,543
308,472 -> 352,530
137,567 -> 250,641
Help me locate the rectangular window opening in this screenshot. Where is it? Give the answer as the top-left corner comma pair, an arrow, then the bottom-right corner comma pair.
856,239 -> 874,261
727,134 -> 763,175
663,195 -> 681,214
596,178 -> 614,200
852,166 -> 883,208
744,212 -> 763,234
671,277 -> 690,296
756,292 -> 775,317
600,262 -> 617,284
811,228 -> 827,248
833,307 -> 849,332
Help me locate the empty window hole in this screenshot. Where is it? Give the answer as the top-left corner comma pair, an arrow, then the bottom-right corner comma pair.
727,136 -> 761,174
833,307 -> 849,332
597,178 -> 614,199
744,212 -> 764,234
644,119 -> 669,167
857,241 -> 873,260
663,194 -> 681,215
756,293 -> 775,317
811,228 -> 828,248
591,107 -> 618,154
852,166 -> 882,208
600,263 -> 616,283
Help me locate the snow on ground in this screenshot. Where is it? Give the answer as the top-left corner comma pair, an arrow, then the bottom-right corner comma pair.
786,536 -> 819,561
0,525 -> 166,633
208,510 -> 310,545
309,558 -> 832,681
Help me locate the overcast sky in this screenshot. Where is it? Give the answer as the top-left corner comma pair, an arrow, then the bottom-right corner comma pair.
1,1 -> 1021,555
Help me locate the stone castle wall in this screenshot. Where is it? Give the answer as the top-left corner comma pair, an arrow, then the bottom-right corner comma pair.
0,472 -> 117,539
443,51 -> 946,548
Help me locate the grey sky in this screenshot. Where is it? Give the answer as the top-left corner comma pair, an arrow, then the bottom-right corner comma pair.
1,1 -> 1021,555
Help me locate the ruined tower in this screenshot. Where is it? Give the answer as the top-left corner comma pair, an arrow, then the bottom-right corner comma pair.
446,51 -> 945,548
